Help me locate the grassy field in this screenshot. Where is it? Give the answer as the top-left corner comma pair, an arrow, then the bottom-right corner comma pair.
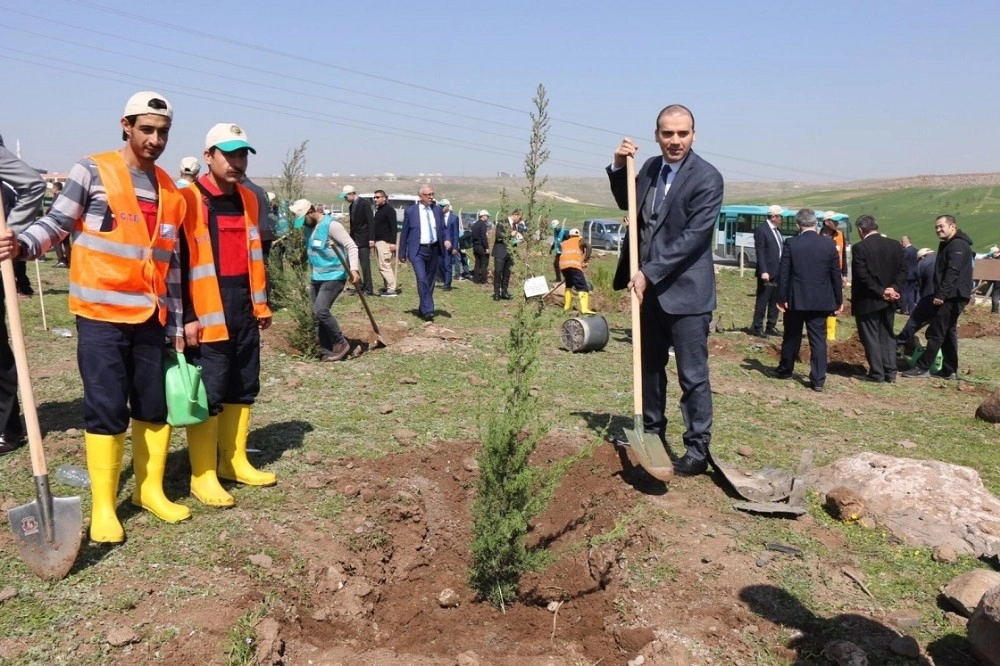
1,238 -> 999,663
272,173 -> 1000,252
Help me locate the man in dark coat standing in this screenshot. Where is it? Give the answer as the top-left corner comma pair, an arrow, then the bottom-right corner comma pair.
851,215 -> 907,383
751,204 -> 785,337
902,215 -> 973,379
766,209 -> 843,392
900,235 -> 919,314
341,185 -> 374,296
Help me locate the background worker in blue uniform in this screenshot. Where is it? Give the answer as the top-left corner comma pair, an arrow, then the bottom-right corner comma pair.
180,123 -> 275,508
290,198 -> 361,362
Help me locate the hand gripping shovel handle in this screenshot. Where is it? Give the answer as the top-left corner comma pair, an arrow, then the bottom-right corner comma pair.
328,243 -> 387,347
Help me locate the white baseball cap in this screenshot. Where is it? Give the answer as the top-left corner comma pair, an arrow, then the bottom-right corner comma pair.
289,199 -> 313,228
338,185 -> 356,200
205,123 -> 256,153
179,156 -> 200,176
438,199 -> 451,207
823,210 -> 837,221
767,205 -> 783,216
123,91 -> 173,119
478,209 -> 490,217
569,228 -> 581,237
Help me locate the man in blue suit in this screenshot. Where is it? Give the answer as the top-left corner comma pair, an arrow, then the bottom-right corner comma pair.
751,205 -> 785,337
437,199 -> 460,290
399,185 -> 448,321
767,209 -> 844,392
608,104 -> 723,477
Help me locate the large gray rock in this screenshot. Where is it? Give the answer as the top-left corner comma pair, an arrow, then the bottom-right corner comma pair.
969,584 -> 1000,666
942,570 -> 1000,617
806,452 -> 1000,557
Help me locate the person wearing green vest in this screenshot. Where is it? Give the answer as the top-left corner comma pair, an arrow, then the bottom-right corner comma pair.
290,199 -> 360,362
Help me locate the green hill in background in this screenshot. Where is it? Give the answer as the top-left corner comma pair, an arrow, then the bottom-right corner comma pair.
258,174 -> 1000,251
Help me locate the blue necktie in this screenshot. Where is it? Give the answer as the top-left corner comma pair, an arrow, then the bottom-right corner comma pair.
653,163 -> 671,211
424,207 -> 436,243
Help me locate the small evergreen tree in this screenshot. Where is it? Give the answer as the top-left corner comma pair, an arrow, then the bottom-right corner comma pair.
521,84 -> 551,247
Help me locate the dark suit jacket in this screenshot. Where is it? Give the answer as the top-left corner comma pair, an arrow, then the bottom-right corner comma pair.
850,232 -> 906,316
471,219 -> 489,254
903,244 -> 919,282
349,197 -> 374,244
778,230 -> 842,312
443,212 -> 460,250
491,219 -> 513,258
398,203 -> 446,261
753,221 -> 782,279
371,203 -> 397,244
607,150 -> 723,315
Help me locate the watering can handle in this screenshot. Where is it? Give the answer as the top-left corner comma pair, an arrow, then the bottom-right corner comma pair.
172,351 -> 201,404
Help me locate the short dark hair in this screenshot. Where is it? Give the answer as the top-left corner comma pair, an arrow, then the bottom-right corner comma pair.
936,214 -> 957,226
374,189 -> 386,198
656,104 -> 695,130
511,209 -> 522,216
855,214 -> 879,234
121,116 -> 136,142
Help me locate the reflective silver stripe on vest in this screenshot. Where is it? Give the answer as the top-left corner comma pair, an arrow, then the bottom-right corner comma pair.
199,312 -> 227,327
69,282 -> 156,308
252,290 -> 267,304
151,247 -> 173,264
190,264 -> 217,280
250,248 -> 264,261
74,234 -> 149,260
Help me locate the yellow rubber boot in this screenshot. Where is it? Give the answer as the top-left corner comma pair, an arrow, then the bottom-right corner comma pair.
130,420 -> 191,523
580,291 -> 596,314
187,417 -> 234,507
218,404 -> 276,486
563,289 -> 573,311
85,431 -> 126,543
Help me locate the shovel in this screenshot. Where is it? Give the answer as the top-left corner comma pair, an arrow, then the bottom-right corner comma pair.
329,243 -> 387,348
621,155 -> 674,483
1,209 -> 82,580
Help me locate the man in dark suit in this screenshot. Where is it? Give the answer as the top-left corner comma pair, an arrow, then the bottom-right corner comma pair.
399,185 -> 448,321
470,210 -> 490,284
751,204 -> 785,337
900,235 -> 919,315
437,199 -> 460,291
767,209 -> 844,391
607,104 -> 723,476
851,215 -> 907,383
341,185 -> 374,296
491,210 -> 518,300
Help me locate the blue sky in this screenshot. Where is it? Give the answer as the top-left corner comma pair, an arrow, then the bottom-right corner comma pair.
3,0 -> 998,183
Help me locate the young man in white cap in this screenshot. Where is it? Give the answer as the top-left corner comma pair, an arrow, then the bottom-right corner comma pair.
471,209 -> 490,284
339,185 -> 374,296
290,198 -> 361,360
178,123 -> 274,509
0,91 -> 190,542
176,156 -> 200,188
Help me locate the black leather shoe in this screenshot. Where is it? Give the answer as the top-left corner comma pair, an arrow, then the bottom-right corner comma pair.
764,328 -> 781,337
0,432 -> 24,455
751,329 -> 766,339
492,295 -> 501,301
442,286 -> 453,291
500,293 -> 513,300
811,384 -> 824,393
421,313 -> 435,322
673,455 -> 708,476
902,368 -> 930,378
765,368 -> 793,380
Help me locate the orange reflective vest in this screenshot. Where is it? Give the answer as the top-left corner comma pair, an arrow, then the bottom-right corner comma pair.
559,236 -> 585,271
68,151 -> 182,326
180,183 -> 271,343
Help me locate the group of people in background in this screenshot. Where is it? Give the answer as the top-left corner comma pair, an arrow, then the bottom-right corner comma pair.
759,202 -> 979,389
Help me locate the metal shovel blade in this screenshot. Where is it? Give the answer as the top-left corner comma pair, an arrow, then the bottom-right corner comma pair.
623,416 -> 675,483
7,475 -> 83,581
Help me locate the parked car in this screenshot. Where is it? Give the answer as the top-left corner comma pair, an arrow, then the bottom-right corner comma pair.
582,219 -> 624,251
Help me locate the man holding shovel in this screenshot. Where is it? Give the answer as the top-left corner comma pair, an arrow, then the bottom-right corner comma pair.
0,134 -> 45,455
0,92 -> 190,541
608,104 -> 723,477
290,198 -> 360,361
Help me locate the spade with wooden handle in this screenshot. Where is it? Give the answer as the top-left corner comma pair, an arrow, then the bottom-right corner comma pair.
1,207 -> 82,580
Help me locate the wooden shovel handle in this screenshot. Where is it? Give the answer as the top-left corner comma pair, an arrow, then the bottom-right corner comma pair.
0,207 -> 46,476
626,155 -> 643,416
